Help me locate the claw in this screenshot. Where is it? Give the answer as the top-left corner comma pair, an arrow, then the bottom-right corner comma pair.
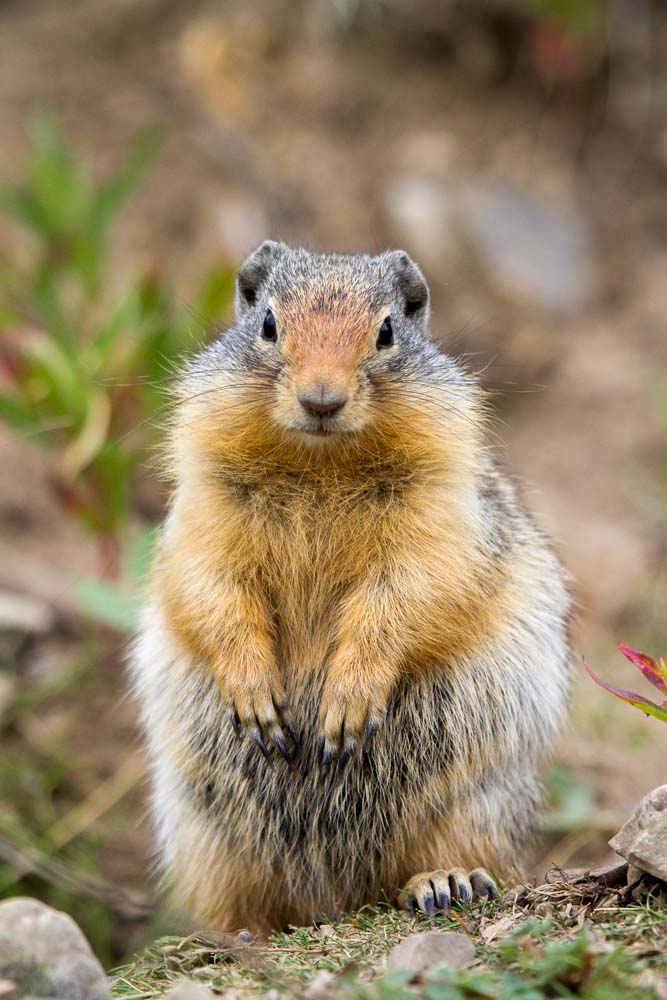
226,687 -> 298,763
319,716 -> 377,773
400,868 -> 484,917
273,730 -> 295,764
436,888 -> 450,915
430,873 -> 452,914
252,728 -> 271,759
318,736 -> 337,769
470,869 -> 498,900
338,735 -> 357,770
449,869 -> 473,904
365,717 -> 380,740
420,889 -> 436,917
283,718 -> 300,747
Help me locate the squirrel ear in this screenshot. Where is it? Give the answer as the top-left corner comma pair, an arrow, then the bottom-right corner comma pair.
386,250 -> 430,321
235,240 -> 287,317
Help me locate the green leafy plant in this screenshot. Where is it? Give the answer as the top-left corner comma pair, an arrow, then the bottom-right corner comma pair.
585,644 -> 667,723
0,113 -> 235,573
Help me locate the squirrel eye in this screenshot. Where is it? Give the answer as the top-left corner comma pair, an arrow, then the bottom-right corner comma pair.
261,309 -> 278,342
376,317 -> 394,350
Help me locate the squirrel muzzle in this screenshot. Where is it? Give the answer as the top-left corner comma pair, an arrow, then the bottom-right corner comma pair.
297,383 -> 349,420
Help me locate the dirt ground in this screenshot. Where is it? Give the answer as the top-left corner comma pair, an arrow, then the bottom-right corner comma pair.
0,0 -> 666,963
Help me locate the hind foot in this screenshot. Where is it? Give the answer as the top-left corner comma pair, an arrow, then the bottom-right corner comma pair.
398,867 -> 497,916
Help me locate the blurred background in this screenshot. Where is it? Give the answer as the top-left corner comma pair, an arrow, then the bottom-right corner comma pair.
0,0 -> 665,966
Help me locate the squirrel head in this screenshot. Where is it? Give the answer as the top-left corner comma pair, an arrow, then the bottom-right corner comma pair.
232,241 -> 431,441
177,243 -> 481,473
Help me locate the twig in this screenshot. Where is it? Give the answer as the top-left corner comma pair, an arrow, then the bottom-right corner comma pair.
46,750 -> 146,850
0,834 -> 155,920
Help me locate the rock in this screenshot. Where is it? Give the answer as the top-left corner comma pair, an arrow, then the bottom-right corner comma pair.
304,971 -> 339,1000
637,970 -> 667,1000
630,873 -> 666,905
587,860 -> 629,888
609,784 -> 667,882
565,860 -> 629,890
162,982 -> 217,1000
461,185 -> 595,314
386,931 -> 475,975
627,864 -> 645,886
0,898 -> 108,1000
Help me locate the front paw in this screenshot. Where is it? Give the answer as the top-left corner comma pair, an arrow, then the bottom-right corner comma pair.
318,676 -> 387,768
220,669 -> 296,764
398,868 -> 498,916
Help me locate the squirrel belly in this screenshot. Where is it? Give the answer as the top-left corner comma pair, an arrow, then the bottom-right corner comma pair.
130,242 -> 572,932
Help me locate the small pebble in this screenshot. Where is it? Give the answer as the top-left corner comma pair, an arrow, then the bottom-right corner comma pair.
387,930 -> 475,975
162,981 -> 217,1000
304,970 -> 339,1000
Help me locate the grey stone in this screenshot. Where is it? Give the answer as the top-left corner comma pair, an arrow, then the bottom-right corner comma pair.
386,930 -> 475,975
0,898 -> 108,1000
627,863 -> 646,885
609,784 -> 667,882
304,971 -> 339,1000
462,186 -> 594,314
162,982 -> 217,1000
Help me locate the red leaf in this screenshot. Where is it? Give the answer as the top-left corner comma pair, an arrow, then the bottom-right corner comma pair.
618,643 -> 667,694
584,661 -> 667,723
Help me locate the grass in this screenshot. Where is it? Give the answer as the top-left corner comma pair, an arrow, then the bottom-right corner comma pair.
112,894 -> 667,1000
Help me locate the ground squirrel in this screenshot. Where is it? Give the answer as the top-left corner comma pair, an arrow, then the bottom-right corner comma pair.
132,241 -> 572,932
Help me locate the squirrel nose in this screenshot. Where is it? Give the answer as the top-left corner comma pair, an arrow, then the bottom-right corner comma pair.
298,386 -> 348,419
